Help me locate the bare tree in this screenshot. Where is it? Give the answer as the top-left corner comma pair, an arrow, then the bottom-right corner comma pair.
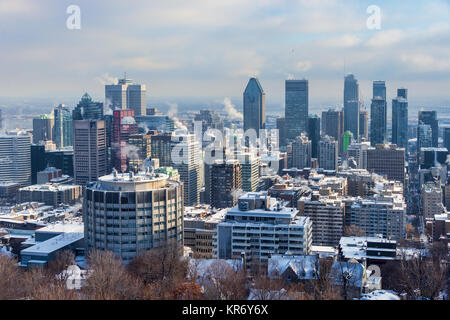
343,225 -> 366,237
304,257 -> 341,300
201,260 -> 249,300
47,250 -> 76,277
0,255 -> 24,299
82,250 -> 141,300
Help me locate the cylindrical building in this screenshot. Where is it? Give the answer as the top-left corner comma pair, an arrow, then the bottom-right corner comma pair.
84,171 -> 183,263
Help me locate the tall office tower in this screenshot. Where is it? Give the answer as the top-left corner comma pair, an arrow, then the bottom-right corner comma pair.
397,88 -> 408,100
214,192 -> 312,269
298,193 -> 345,246
319,135 -> 338,171
285,79 -> 308,141
127,133 -> 152,173
276,117 -> 287,148
72,93 -> 104,120
45,148 -> 74,177
307,115 -> 320,158
84,170 -> 184,263
0,134 -> 31,186
392,89 -> 408,150
359,110 -> 369,141
243,77 -> 265,137
171,133 -> 202,206
418,111 -> 438,148
53,104 -> 73,148
238,153 -> 259,192
73,120 -> 107,185
105,77 -> 147,116
112,110 -> 139,173
443,127 -> 450,155
367,144 -> 405,186
289,134 -> 311,169
208,159 -> 242,209
344,74 -> 360,140
322,109 -> 344,153
370,81 -> 387,146
33,114 -> 54,143
31,144 -> 46,184
151,133 -> 173,167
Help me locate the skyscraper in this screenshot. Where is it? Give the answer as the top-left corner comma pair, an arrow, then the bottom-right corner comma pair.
72,93 -> 104,120
418,111 -> 438,148
209,159 -> 242,209
308,115 -> 320,158
285,79 -> 308,141
344,74 -> 360,140
322,109 -> 344,153
370,81 -> 387,146
73,120 -> 107,185
289,134 -> 311,169
367,144 -> 405,186
243,77 -> 265,137
392,88 -> 408,150
443,127 -> 450,155
105,77 -> 147,116
276,117 -> 287,148
53,104 -> 73,148
0,134 -> 31,186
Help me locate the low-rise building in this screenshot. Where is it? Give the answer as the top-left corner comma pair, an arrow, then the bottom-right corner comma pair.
18,184 -> 82,207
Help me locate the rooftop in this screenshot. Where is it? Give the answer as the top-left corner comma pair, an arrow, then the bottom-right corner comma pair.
21,232 -> 84,255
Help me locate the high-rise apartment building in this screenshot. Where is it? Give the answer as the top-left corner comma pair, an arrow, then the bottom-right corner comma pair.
289,134 -> 311,169
344,74 -> 360,140
105,77 -> 146,116
0,134 -> 31,186
319,135 -> 338,171
238,153 -> 260,193
285,79 -> 308,141
73,120 -> 107,185
208,159 -> 242,209
421,183 -> 444,220
243,77 -> 265,137
214,192 -> 313,269
84,170 -> 183,263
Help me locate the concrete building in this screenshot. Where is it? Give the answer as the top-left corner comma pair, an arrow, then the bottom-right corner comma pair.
418,111 -> 438,148
319,135 -> 338,171
84,170 -> 184,263
344,74 -> 360,140
298,192 -> 345,246
112,109 -> 139,173
37,167 -> 62,184
0,134 -> 31,187
238,153 -> 259,192
359,110 -> 369,141
127,133 -> 152,173
214,192 -> 313,269
18,184 -> 82,207
347,142 -> 370,169
208,160 -> 242,209
73,120 -> 107,185
421,183 -> 444,220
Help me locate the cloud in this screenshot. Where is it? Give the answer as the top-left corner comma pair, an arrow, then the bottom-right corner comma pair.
295,61 -> 312,72
318,34 -> 361,48
400,54 -> 450,72
365,29 -> 406,47
222,97 -> 243,120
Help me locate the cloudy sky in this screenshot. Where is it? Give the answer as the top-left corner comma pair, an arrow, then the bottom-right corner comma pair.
1,0 -> 450,113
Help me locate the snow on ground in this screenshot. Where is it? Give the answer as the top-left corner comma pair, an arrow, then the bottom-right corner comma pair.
360,290 -> 400,300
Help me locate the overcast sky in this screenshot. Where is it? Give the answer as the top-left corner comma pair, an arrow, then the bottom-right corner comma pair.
1,0 -> 450,111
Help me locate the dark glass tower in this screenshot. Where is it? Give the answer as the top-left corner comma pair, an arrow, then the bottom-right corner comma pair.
370,81 -> 387,146
392,88 -> 408,150
418,111 -> 438,147
72,93 -> 104,120
344,74 -> 360,140
307,115 -> 320,158
285,79 -> 308,141
243,77 -> 265,138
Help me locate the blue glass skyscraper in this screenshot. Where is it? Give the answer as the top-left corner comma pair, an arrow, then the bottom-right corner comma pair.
392,88 -> 408,150
344,74 -> 360,140
243,77 -> 265,137
285,79 -> 308,141
370,81 -> 387,146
